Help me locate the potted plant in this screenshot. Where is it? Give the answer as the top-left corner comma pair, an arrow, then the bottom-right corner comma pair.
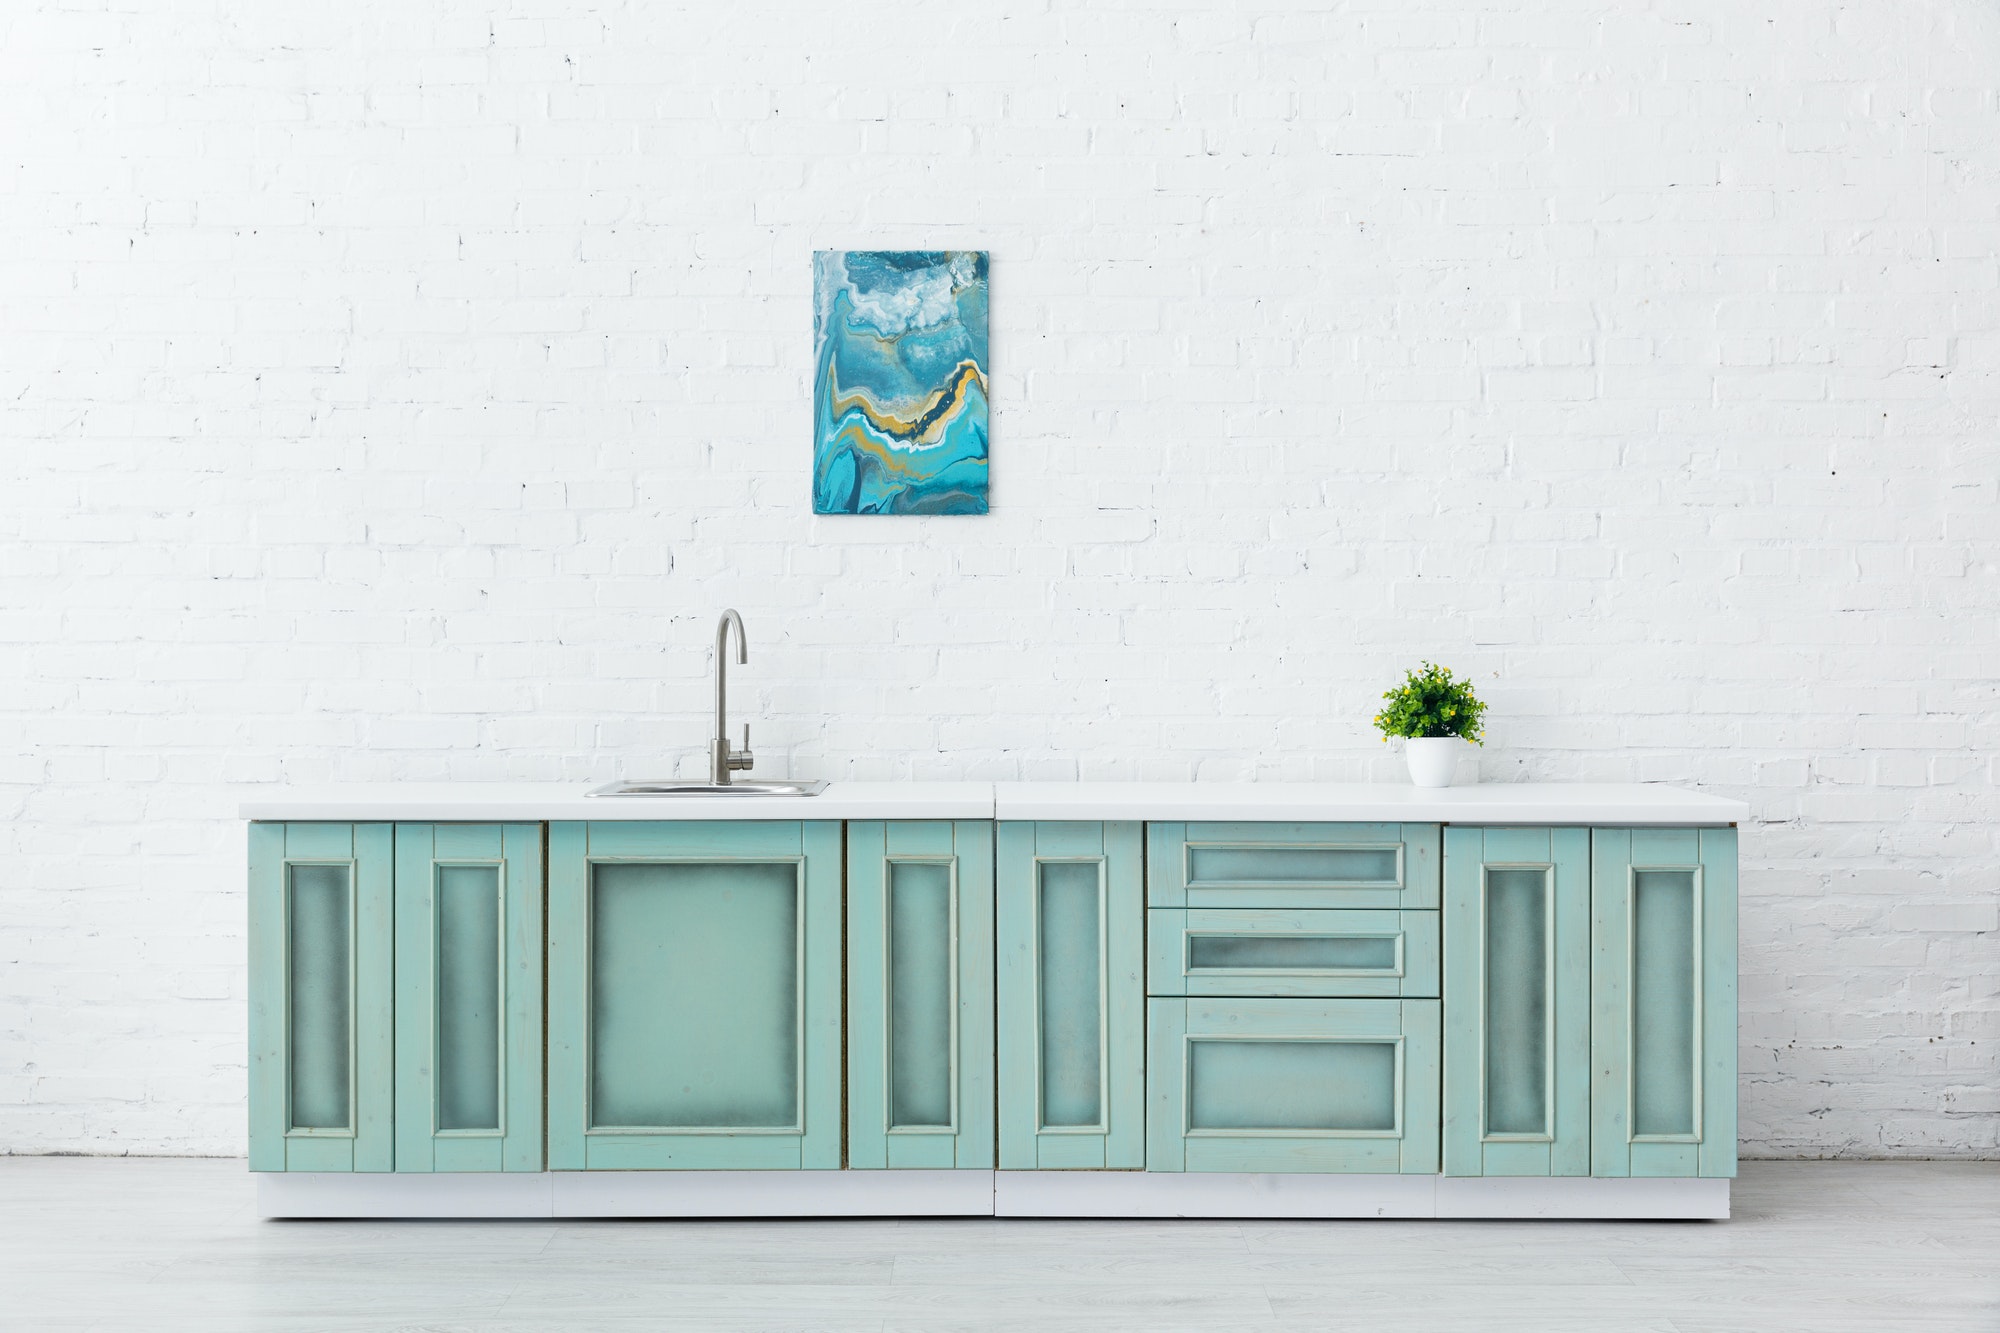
1373,662 -> 1487,788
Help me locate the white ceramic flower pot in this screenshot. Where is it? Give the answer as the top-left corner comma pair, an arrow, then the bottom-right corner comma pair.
1404,736 -> 1463,788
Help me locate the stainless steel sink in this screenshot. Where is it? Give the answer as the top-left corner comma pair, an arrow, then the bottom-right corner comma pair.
593,610 -> 828,800
585,779 -> 829,798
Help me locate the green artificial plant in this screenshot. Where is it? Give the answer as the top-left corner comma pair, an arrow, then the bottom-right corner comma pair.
1373,661 -> 1487,744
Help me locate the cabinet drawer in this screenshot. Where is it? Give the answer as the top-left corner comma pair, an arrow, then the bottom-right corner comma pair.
1146,997 -> 1441,1173
1148,908 -> 1439,999
1146,823 -> 1441,910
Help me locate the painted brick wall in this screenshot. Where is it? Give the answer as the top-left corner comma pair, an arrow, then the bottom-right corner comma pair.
2,0 -> 1996,1158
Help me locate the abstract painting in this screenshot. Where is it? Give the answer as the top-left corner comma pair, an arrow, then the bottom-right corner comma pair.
813,250 -> 988,515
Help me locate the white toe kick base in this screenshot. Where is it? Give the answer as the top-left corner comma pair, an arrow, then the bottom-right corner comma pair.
1433,1174 -> 1730,1220
996,1171 -> 1438,1218
257,1170 -> 994,1220
996,1173 -> 1728,1220
259,1171 -> 557,1220
553,1170 -> 994,1218
258,1171 -> 1729,1221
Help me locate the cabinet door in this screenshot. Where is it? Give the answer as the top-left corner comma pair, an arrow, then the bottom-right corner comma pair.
1147,998 -> 1441,1173
1591,827 -> 1738,1179
847,821 -> 995,1169
547,821 -> 843,1170
996,821 -> 1145,1169
393,824 -> 544,1173
248,822 -> 394,1172
1442,826 -> 1590,1177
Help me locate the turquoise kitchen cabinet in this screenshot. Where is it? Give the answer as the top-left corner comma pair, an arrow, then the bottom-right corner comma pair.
1146,822 -> 1441,910
1146,998 -> 1442,1173
1148,908 -> 1439,999
847,820 -> 996,1170
996,821 -> 1146,1169
392,824 -> 544,1173
1442,826 -> 1591,1177
245,786 -> 1743,1218
248,822 -> 395,1172
546,821 -> 843,1170
1590,827 -> 1738,1179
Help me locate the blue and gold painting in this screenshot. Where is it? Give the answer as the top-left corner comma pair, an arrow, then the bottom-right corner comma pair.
813,250 -> 988,515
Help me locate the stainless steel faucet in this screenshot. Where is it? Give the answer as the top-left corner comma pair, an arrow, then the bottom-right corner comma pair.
710,609 -> 754,785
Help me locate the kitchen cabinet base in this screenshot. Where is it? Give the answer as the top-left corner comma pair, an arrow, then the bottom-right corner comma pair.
256,1170 -> 1727,1220
997,1171 -> 1725,1219
258,1169 -> 995,1219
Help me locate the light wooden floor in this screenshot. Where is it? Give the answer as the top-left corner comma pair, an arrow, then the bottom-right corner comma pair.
0,1159 -> 1993,1332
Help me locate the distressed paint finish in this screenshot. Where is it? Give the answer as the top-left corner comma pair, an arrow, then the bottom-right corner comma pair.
1147,997 -> 1442,1173
1147,908 -> 1439,999
1146,822 -> 1441,910
247,822 -> 394,1173
996,821 -> 1145,1169
546,821 -> 843,1170
1591,826 -> 1739,1179
392,824 -> 544,1173
1442,825 -> 1591,1178
846,820 -> 996,1170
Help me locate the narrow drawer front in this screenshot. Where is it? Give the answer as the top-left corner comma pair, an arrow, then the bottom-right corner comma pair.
1149,908 -> 1439,999
1147,823 -> 1442,910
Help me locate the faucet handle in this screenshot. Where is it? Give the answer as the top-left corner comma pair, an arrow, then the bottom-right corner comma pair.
730,724 -> 754,772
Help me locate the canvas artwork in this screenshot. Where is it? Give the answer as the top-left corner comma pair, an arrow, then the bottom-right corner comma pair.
812,250 -> 989,515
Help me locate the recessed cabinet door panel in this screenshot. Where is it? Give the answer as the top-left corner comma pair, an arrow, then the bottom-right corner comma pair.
546,821 -> 843,1170
847,820 -> 996,1170
1148,908 -> 1440,999
996,821 -> 1145,1169
393,824 -> 544,1173
1146,998 -> 1441,1173
248,822 -> 394,1172
1147,823 -> 1441,910
1591,827 -> 1738,1179
1441,826 -> 1590,1177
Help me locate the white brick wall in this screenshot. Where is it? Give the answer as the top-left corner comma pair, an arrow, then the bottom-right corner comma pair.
3,0 -> 1996,1158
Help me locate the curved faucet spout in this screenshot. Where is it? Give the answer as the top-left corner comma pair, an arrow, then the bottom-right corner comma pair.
717,608 -> 747,667
711,610 -> 753,784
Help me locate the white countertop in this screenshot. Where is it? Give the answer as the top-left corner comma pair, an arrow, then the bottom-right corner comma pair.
239,781 -> 1745,825
235,782 -> 995,822
992,782 -> 1746,824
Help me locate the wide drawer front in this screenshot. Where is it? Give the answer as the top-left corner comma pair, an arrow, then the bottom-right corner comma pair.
1146,822 -> 1441,910
1146,997 -> 1442,1173
1148,908 -> 1440,998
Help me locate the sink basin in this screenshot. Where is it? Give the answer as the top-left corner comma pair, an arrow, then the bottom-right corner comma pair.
585,779 -> 829,798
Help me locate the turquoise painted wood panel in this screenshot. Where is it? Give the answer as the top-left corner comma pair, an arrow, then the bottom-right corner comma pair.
996,821 -> 1145,1169
846,820 -> 996,1170
1590,826 -> 1738,1179
1146,997 -> 1441,1173
1441,826 -> 1591,1177
247,823 -> 394,1172
1147,909 -> 1440,999
393,824 -> 544,1173
1146,822 -> 1441,910
547,821 -> 843,1170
